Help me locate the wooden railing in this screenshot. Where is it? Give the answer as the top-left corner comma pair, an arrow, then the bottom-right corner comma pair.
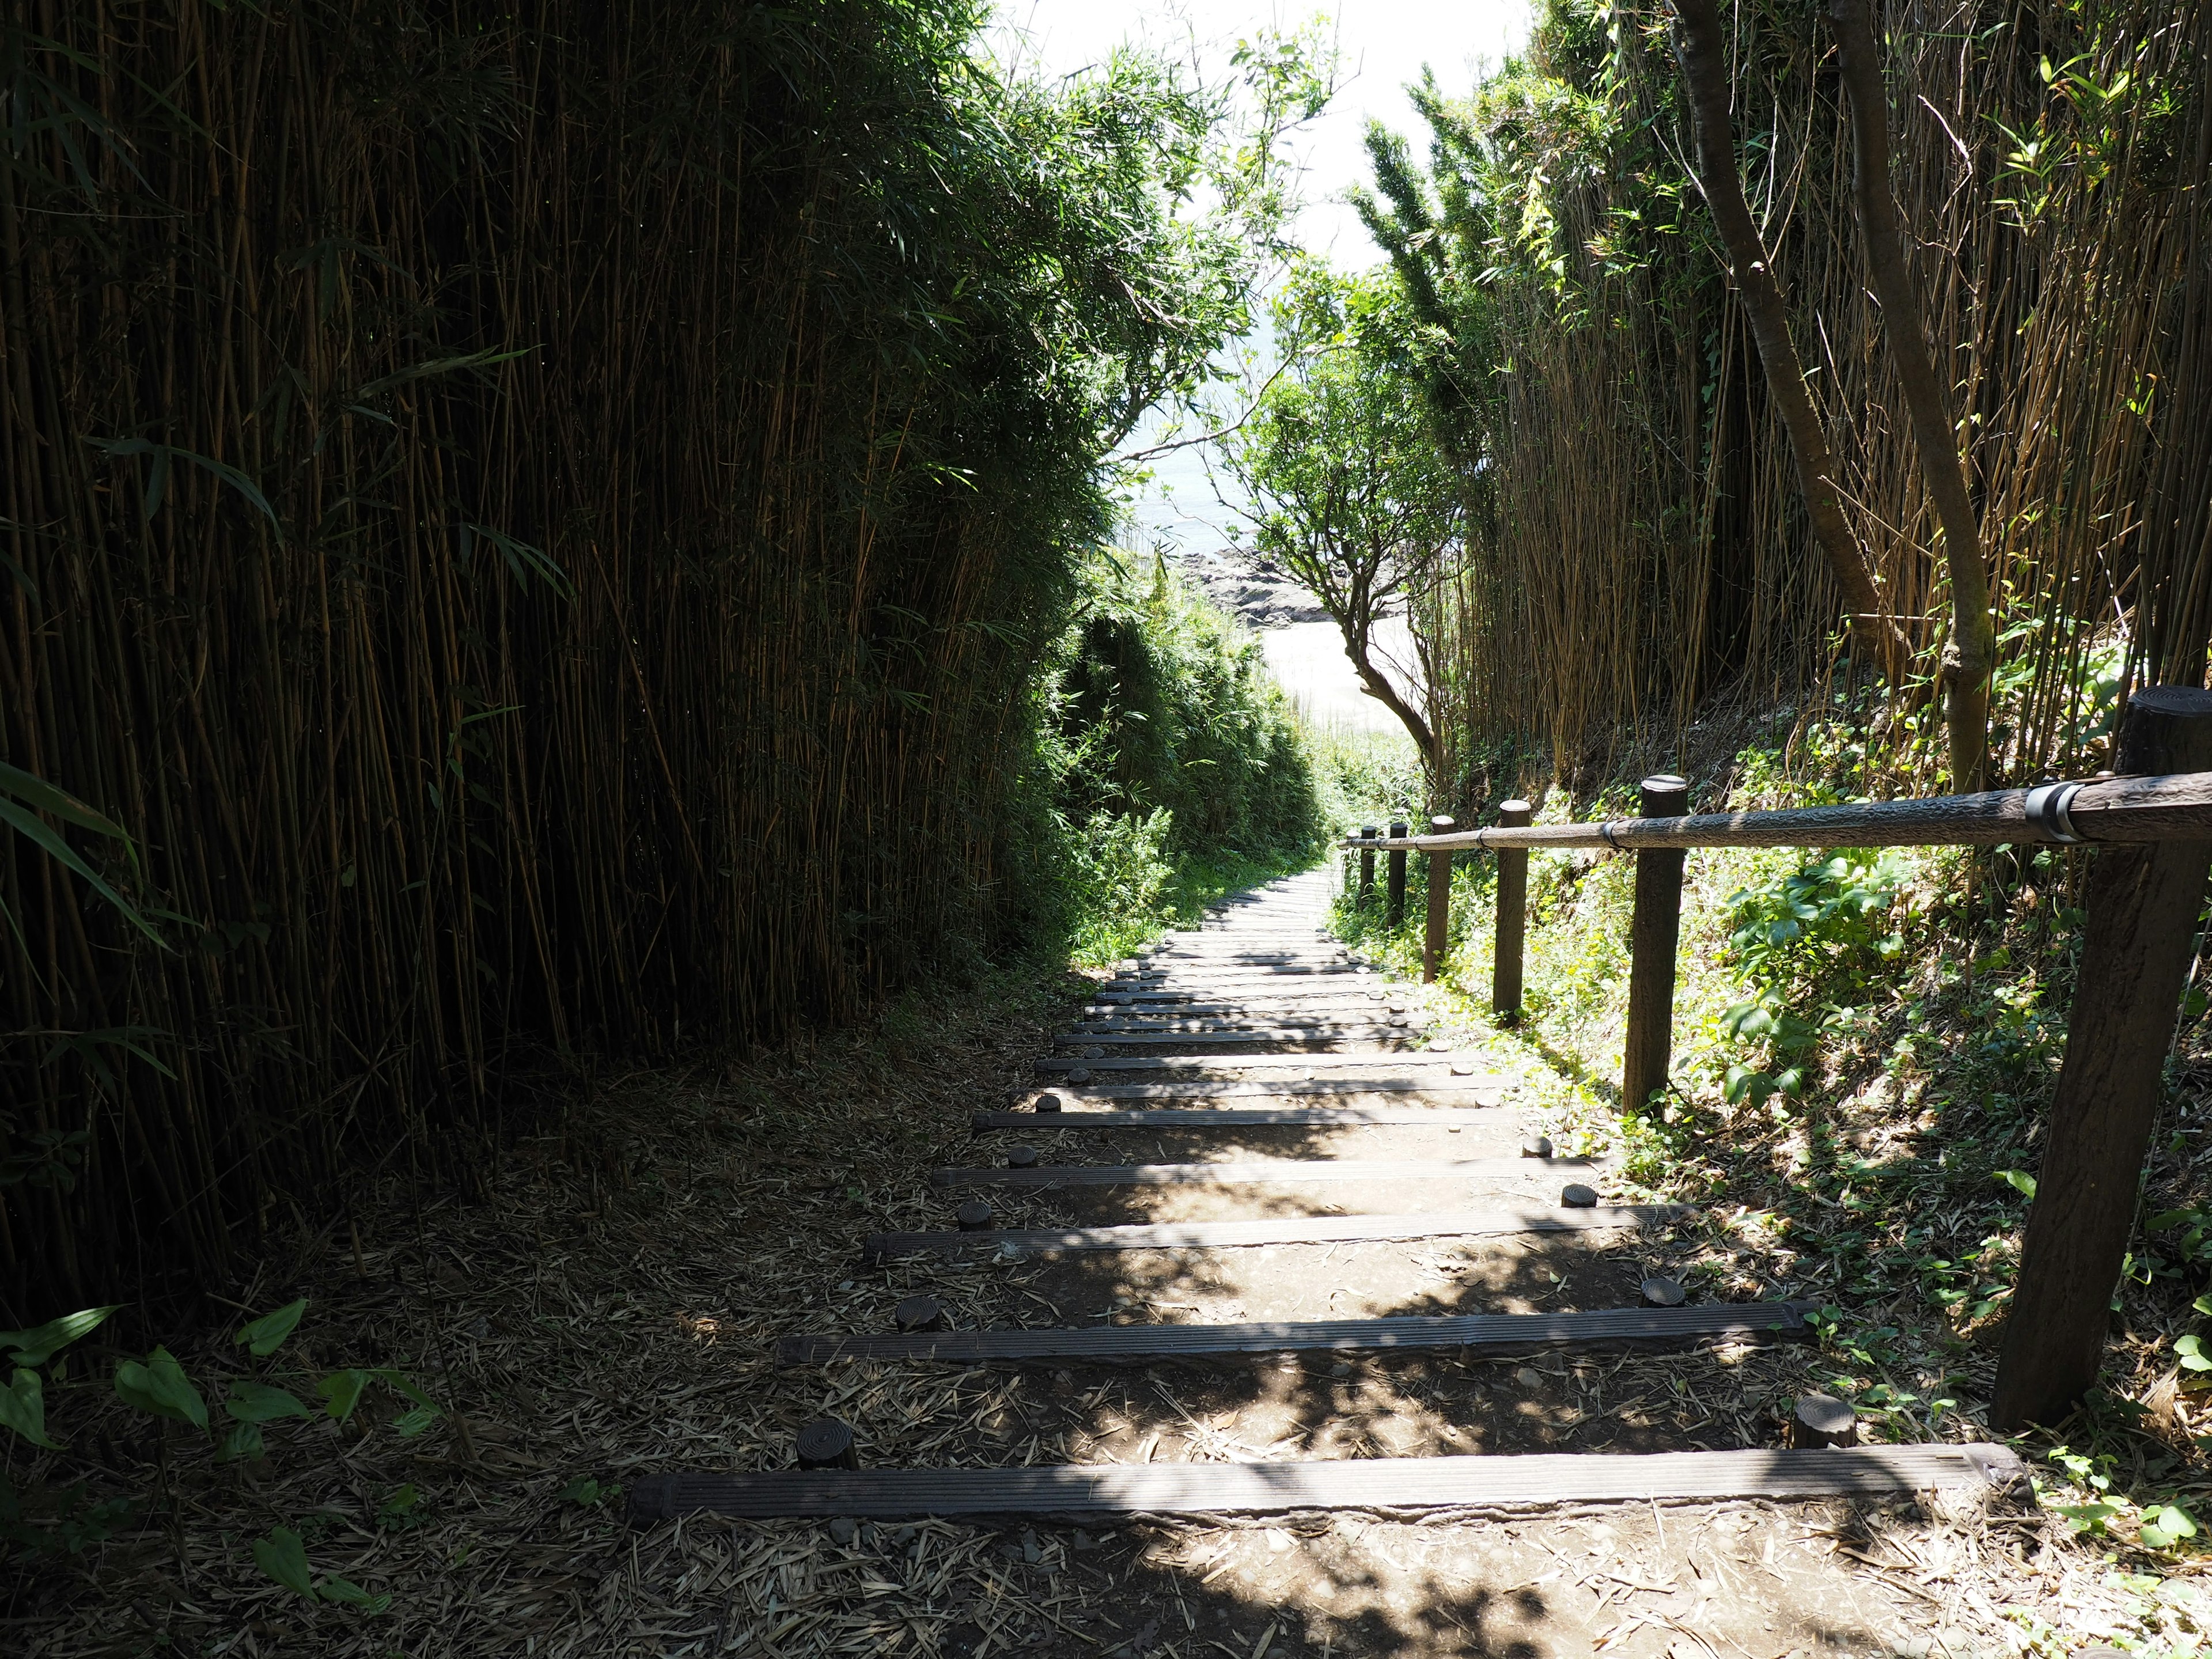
1339,685 -> 2212,1432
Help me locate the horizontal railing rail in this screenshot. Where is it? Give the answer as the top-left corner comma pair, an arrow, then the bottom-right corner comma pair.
1339,770 -> 2212,855
1331,685 -> 2212,1438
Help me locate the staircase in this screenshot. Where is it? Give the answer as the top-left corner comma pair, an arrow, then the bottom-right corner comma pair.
630,868 -> 2023,1528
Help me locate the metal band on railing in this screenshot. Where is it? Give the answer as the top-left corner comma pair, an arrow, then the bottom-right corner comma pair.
2024,781 -> 2087,844
1334,771 -> 2211,855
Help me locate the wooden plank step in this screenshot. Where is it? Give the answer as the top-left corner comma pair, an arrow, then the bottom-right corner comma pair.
862,1205 -> 1687,1260
1072,1014 -> 1404,1030
1051,1030 -> 1395,1048
1052,1077 -> 1505,1101
1037,1052 -> 1472,1074
971,1105 -> 1508,1129
930,1157 -> 1601,1189
1084,998 -> 1401,1012
628,1442 -> 2026,1522
1110,966 -> 1370,980
776,1300 -> 1815,1365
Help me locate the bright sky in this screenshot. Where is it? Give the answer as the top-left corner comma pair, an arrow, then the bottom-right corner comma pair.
990,0 -> 1531,264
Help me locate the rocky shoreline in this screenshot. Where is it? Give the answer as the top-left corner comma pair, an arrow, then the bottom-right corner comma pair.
1171,543 -> 1329,630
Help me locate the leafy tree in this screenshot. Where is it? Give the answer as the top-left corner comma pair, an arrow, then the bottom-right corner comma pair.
1215,263 -> 1462,779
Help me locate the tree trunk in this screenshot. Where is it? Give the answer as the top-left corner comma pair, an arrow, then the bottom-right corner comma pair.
1346,632 -> 1440,767
1830,0 -> 1994,789
1669,0 -> 1911,682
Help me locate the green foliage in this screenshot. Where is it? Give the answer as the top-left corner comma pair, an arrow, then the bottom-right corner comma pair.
2,1297 -> 441,1572
1305,727 -> 1426,836
1725,853 -> 1909,989
234,1298 -> 307,1358
0,1306 -> 116,1369
252,1524 -> 391,1615
1033,551 -> 1324,962
1708,850 -> 1910,1112
112,1347 -> 206,1430
1214,261 -> 1460,768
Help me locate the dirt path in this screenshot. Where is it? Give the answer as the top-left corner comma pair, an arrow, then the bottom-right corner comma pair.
729,870 -> 2029,1659
10,873 -> 2151,1657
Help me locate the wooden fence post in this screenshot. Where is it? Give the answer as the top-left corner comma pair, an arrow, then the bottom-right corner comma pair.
1358,826 -> 1377,913
1993,687 -> 2212,1429
1386,820 -> 1408,930
1494,798 -> 1532,1021
1424,816 -> 1456,983
1621,774 -> 1690,1116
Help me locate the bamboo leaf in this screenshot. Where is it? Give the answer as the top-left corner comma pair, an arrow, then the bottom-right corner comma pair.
0,1305 -> 118,1367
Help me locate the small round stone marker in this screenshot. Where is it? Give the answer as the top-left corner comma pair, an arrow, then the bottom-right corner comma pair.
1640,1275 -> 1686,1308
1082,1045 -> 1106,1059
1006,1144 -> 1039,1169
956,1200 -> 994,1232
1790,1392 -> 1860,1449
796,1418 -> 858,1470
894,1295 -> 946,1332
827,1516 -> 858,1545
1033,1093 -> 1063,1113
1067,1066 -> 1092,1084
1521,1135 -> 1553,1160
1561,1183 -> 1599,1208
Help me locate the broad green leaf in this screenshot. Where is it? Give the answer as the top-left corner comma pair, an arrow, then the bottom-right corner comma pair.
2142,1504 -> 2196,1548
234,1298 -> 307,1358
252,1526 -> 317,1600
0,1305 -> 118,1367
318,1576 -> 392,1614
217,1421 -> 266,1462
318,1368 -> 369,1423
225,1380 -> 310,1422
113,1347 -> 207,1430
2177,1334 -> 2212,1373
1994,1169 -> 2037,1200
391,1407 -> 441,1438
0,1368 -> 60,1450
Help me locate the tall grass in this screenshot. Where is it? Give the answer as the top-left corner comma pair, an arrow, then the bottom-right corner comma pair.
0,1 -> 1295,1313
1365,0 -> 2211,794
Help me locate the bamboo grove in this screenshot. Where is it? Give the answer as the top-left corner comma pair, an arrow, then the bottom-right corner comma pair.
0,0 -> 1318,1314
1358,0 -> 2212,796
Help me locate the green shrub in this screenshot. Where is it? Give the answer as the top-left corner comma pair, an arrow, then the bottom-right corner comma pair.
1030,550 -> 1325,961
